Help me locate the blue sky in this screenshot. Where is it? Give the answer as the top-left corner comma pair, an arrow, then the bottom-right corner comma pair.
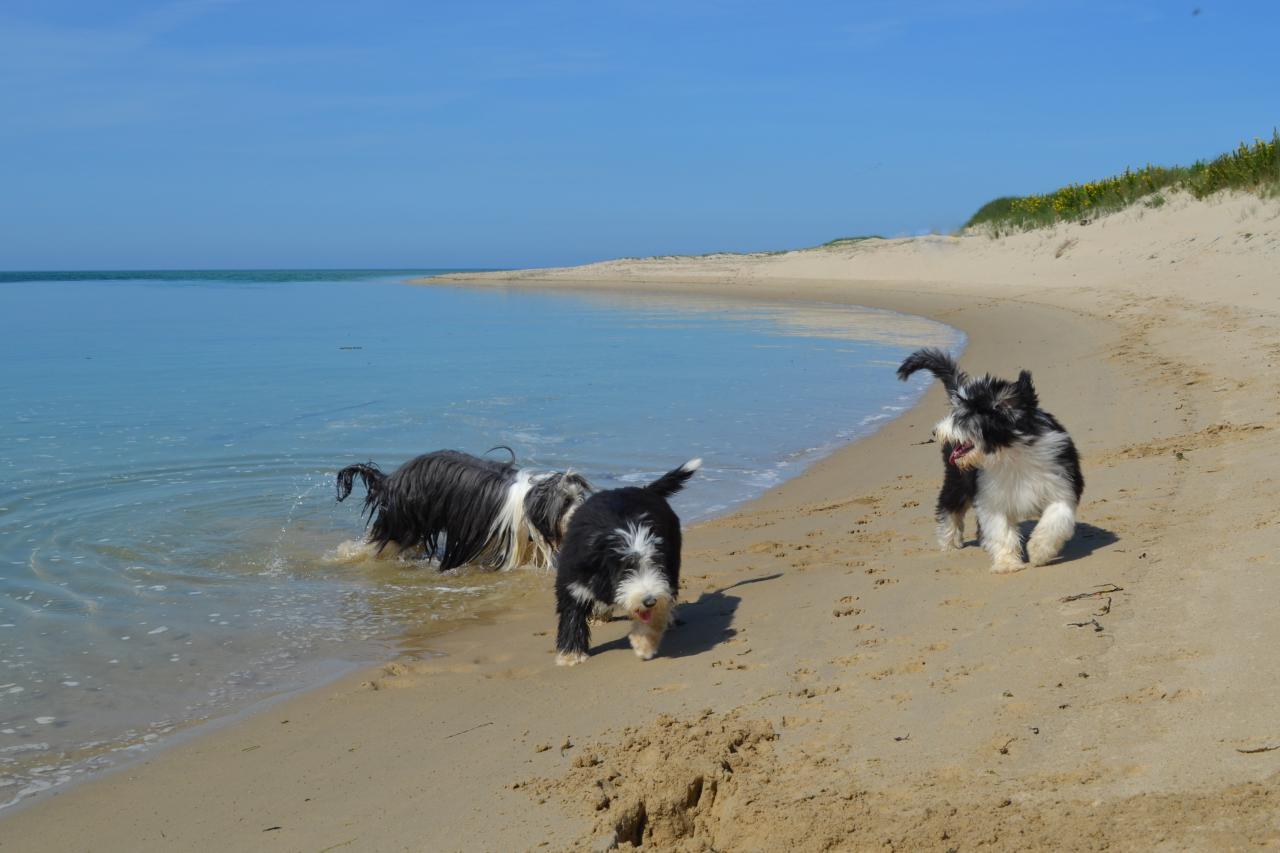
1,1 -> 1276,270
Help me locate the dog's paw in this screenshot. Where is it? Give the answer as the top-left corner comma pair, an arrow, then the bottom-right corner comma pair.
629,632 -> 659,661
1027,542 -> 1060,567
939,536 -> 964,552
990,557 -> 1028,575
555,651 -> 589,667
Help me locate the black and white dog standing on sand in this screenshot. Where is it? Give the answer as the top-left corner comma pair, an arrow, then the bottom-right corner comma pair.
554,458 -> 700,666
336,449 -> 591,571
897,349 -> 1084,574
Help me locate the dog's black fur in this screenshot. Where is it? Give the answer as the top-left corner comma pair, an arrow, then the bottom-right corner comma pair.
553,459 -> 700,665
336,449 -> 591,571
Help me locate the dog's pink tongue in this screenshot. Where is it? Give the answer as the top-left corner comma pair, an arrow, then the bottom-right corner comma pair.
949,443 -> 972,465
637,609 -> 652,623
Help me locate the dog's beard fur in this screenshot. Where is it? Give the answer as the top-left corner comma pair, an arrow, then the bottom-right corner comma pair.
336,451 -> 591,572
899,349 -> 1084,573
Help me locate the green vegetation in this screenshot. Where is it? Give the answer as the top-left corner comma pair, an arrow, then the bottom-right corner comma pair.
820,235 -> 884,248
965,130 -> 1280,232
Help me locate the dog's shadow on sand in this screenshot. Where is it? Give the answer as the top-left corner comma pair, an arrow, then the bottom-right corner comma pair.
590,573 -> 783,660
1009,521 -> 1119,564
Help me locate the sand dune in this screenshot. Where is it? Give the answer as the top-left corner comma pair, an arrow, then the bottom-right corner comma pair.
4,190 -> 1280,851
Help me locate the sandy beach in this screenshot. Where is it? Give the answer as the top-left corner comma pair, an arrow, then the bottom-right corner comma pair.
4,190 -> 1280,851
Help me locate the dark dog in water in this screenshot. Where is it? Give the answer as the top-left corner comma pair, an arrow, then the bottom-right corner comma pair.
336,449 -> 591,571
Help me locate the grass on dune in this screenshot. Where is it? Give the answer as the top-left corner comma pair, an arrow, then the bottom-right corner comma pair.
821,235 -> 884,248
965,130 -> 1280,234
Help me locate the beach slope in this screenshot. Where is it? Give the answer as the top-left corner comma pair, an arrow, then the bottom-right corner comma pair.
3,191 -> 1280,851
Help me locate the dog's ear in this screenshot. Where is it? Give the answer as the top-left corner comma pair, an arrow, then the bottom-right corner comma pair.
1014,370 -> 1038,409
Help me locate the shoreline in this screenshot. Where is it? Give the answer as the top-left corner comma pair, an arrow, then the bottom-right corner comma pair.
0,281 -> 955,819
4,192 -> 1280,850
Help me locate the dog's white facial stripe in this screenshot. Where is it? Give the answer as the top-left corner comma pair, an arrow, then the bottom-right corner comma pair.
613,522 -> 662,563
567,581 -> 598,606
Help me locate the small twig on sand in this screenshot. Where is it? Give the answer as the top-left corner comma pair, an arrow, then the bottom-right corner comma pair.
445,721 -> 493,739
998,738 -> 1017,755
1236,745 -> 1280,754
1061,583 -> 1123,603
1068,619 -> 1104,633
1094,597 -> 1113,616
318,840 -> 358,853
894,734 -> 910,742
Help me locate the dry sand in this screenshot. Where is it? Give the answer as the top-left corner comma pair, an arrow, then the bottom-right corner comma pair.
3,191 -> 1280,851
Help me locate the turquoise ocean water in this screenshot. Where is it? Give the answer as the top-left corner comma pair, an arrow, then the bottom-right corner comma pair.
0,269 -> 959,807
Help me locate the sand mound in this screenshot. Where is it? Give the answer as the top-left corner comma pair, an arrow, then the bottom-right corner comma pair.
528,709 -> 779,851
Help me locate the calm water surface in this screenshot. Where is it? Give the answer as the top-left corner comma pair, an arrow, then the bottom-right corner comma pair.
0,269 -> 960,806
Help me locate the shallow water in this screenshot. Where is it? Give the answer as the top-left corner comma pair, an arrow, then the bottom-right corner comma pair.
0,270 -> 959,806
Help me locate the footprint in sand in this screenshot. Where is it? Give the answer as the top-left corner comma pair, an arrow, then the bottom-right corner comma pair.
1117,685 -> 1201,704
790,684 -> 840,699
868,661 -> 927,681
711,659 -> 751,671
833,594 -> 863,618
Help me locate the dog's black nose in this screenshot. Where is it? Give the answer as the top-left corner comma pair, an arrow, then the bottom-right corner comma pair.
642,596 -> 657,608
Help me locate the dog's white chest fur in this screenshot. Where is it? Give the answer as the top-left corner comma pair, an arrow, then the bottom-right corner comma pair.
976,430 -> 1075,521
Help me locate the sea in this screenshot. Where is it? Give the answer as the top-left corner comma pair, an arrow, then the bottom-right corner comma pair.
0,269 -> 960,808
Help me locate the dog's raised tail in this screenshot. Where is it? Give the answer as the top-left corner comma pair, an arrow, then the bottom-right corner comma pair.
645,458 -> 701,499
336,462 -> 386,507
896,348 -> 965,394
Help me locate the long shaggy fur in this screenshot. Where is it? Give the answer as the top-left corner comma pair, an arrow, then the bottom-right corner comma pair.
336,450 -> 591,571
553,458 -> 701,665
899,350 -> 1084,573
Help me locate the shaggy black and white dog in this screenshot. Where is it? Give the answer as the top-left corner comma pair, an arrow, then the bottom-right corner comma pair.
897,349 -> 1084,573
335,449 -> 592,571
553,458 -> 700,666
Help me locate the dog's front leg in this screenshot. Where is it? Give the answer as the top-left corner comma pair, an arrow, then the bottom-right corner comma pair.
977,507 -> 1026,574
935,507 -> 966,551
1027,501 -> 1076,566
935,466 -> 973,550
555,596 -> 591,666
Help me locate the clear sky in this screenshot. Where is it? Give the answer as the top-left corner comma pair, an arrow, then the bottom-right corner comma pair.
2,1 -> 1276,270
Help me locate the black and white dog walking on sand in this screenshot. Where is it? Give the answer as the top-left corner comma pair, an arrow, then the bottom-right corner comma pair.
335,449 -> 591,571
554,458 -> 700,666
897,349 -> 1084,574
